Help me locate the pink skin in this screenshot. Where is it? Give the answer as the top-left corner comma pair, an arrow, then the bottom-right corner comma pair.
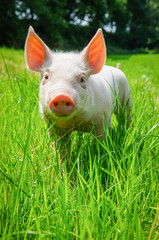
116,63 -> 121,69
49,94 -> 75,115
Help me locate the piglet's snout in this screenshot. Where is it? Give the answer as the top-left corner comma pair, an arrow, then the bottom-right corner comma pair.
49,94 -> 75,115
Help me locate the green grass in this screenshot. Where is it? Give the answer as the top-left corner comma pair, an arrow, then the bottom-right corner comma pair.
0,47 -> 159,239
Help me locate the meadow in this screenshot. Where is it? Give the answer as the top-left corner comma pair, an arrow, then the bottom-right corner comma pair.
0,48 -> 158,239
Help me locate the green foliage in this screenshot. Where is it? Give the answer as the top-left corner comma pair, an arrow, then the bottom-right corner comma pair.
127,0 -> 159,49
0,0 -> 159,51
0,48 -> 159,239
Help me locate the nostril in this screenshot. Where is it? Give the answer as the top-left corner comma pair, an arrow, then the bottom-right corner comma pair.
54,102 -> 58,107
66,102 -> 70,107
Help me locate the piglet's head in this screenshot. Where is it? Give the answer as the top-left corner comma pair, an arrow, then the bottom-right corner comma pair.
25,26 -> 106,119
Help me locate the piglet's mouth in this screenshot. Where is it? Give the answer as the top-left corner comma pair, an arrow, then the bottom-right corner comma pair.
49,94 -> 75,116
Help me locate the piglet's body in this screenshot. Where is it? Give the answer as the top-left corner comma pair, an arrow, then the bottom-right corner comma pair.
25,27 -> 132,137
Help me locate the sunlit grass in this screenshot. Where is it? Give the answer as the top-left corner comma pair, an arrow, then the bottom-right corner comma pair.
0,48 -> 159,239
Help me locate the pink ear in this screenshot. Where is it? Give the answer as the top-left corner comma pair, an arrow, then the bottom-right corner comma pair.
82,29 -> 106,74
25,26 -> 52,72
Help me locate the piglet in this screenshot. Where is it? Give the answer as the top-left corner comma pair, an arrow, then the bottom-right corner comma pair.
25,26 -> 132,138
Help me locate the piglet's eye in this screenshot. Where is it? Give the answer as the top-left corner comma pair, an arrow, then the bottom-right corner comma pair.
80,77 -> 85,83
79,74 -> 86,89
42,72 -> 49,85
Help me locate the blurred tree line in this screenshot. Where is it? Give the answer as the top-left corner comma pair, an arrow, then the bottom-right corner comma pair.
0,0 -> 159,52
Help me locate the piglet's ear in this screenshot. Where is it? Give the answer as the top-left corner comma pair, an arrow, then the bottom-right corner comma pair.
25,26 -> 52,72
82,29 -> 106,74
